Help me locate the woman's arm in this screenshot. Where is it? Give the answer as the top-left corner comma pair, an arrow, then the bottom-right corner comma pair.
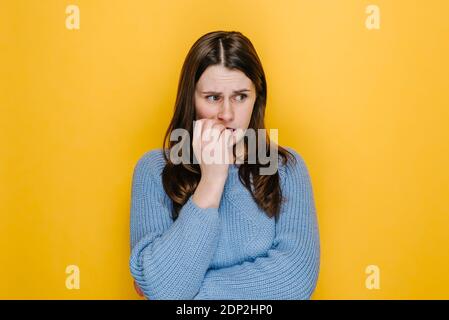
193,148 -> 321,300
130,119 -> 236,299
129,151 -> 223,300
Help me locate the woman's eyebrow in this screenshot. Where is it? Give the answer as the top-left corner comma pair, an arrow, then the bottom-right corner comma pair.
201,89 -> 251,94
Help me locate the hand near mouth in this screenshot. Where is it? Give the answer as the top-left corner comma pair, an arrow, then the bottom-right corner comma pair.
191,118 -> 237,209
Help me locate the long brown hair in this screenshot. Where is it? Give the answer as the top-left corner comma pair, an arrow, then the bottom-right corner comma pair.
162,31 -> 295,221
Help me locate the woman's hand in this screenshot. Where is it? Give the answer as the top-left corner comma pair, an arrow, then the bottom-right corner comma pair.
192,118 -> 237,181
191,118 -> 237,209
133,280 -> 144,297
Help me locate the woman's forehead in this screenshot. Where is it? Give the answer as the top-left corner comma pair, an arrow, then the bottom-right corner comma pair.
196,65 -> 253,92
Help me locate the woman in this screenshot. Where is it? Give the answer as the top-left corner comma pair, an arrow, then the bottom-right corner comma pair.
129,31 -> 320,300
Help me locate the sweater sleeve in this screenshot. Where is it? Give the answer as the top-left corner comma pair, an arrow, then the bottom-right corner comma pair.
192,148 -> 320,300
129,150 -> 222,300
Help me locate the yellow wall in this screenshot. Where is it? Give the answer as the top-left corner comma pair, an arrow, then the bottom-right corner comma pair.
1,0 -> 448,299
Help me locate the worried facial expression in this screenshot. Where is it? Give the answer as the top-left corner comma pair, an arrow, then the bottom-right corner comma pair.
194,65 -> 256,142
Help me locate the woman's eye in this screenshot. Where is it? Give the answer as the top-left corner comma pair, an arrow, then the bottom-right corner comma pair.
235,94 -> 247,102
205,94 -> 247,103
206,95 -> 220,102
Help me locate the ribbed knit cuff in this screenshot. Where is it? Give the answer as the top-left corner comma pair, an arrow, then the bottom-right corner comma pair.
193,286 -> 212,300
179,196 -> 220,227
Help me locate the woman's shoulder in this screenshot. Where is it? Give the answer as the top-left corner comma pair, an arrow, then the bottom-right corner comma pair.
277,146 -> 312,183
132,148 -> 168,183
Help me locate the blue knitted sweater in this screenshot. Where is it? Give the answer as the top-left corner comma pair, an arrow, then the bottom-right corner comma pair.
129,147 -> 320,300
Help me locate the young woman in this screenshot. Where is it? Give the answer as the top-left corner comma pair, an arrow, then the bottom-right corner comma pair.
129,31 -> 320,300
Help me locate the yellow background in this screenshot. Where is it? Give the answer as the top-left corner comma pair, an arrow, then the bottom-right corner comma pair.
1,0 -> 448,299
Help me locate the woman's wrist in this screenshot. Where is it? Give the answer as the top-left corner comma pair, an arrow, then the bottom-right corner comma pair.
192,175 -> 227,209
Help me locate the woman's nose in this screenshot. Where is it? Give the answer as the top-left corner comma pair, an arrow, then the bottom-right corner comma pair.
217,99 -> 234,122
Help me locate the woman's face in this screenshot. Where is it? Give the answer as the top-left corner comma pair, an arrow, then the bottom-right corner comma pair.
194,65 -> 256,141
